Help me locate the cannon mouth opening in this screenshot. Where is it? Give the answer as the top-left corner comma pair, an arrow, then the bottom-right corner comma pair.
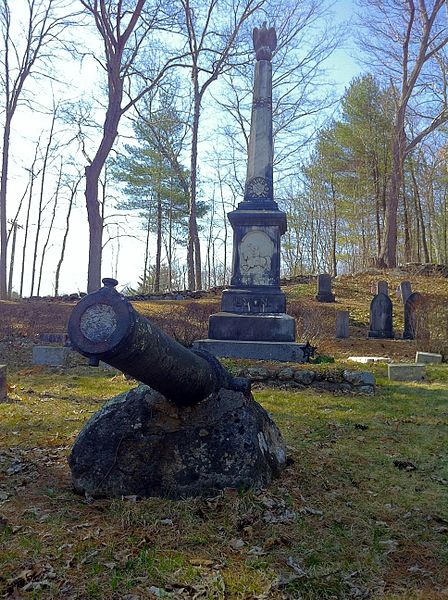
68,288 -> 133,357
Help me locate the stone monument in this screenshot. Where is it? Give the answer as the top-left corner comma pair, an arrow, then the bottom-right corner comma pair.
335,310 -> 349,339
368,293 -> 394,339
194,24 -> 310,363
67,279 -> 286,498
0,365 -> 7,403
400,281 -> 412,304
316,273 -> 336,303
403,291 -> 425,340
376,280 -> 389,296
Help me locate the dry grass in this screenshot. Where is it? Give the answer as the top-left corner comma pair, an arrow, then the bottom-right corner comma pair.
0,366 -> 447,599
1,272 -> 448,597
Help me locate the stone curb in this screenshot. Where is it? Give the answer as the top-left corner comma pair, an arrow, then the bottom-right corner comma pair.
232,366 -> 375,394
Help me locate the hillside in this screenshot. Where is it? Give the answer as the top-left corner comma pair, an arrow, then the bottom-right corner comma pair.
1,270 -> 447,366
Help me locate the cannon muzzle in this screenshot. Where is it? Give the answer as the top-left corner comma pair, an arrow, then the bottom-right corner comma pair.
67,279 -> 250,405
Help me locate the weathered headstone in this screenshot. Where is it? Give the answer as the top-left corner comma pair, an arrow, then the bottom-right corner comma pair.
0,365 -> 7,402
193,23 -> 309,362
316,273 -> 335,303
368,293 -> 394,339
388,363 -> 426,382
32,346 -> 69,366
415,351 -> 442,364
376,280 -> 389,296
403,292 -> 425,340
336,310 -> 349,339
400,281 -> 412,304
67,279 -> 286,498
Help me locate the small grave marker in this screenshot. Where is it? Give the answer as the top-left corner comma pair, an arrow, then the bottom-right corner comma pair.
368,293 -> 394,339
32,346 -> 69,367
0,365 -> 7,402
400,281 -> 412,304
316,273 -> 335,303
388,363 -> 426,382
415,352 -> 442,364
336,310 -> 349,339
403,292 -> 425,340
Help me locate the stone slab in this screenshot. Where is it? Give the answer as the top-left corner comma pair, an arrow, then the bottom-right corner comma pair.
336,310 -> 349,339
193,339 -> 308,362
0,365 -> 7,402
415,352 -> 442,364
208,312 -> 296,342
388,363 -> 426,382
348,356 -> 391,364
32,345 -> 69,367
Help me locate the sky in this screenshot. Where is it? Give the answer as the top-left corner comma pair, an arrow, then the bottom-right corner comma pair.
5,0 -> 362,297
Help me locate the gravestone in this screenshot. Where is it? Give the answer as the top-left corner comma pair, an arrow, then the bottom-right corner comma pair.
336,310 -> 349,339
403,292 -> 425,340
67,279 -> 286,498
415,351 -> 442,364
388,363 -> 426,382
376,280 -> 389,296
400,281 -> 412,304
368,293 -> 394,339
194,24 -> 309,362
32,346 -> 69,366
0,365 -> 7,402
316,273 -> 335,303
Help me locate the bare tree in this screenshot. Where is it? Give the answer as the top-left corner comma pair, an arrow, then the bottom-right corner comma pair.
179,0 -> 267,290
30,103 -> 59,295
54,172 -> 81,296
0,0 -> 78,298
80,0 -> 183,292
215,0 -> 342,190
358,0 -> 448,267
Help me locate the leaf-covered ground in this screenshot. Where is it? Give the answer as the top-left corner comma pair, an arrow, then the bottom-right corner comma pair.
1,366 -> 447,599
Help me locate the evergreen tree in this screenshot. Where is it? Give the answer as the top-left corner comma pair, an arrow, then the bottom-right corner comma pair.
112,106 -> 206,292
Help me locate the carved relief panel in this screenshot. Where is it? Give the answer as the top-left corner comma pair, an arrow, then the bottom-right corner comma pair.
238,230 -> 274,286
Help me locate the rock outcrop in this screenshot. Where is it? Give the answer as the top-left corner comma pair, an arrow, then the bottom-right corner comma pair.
69,385 -> 286,499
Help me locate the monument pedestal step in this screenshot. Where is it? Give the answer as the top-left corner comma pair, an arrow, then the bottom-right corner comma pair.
208,312 -> 296,342
193,339 -> 309,363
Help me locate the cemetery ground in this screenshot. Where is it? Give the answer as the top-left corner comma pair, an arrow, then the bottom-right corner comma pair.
1,272 -> 448,599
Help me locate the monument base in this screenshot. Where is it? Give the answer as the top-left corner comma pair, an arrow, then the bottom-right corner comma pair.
316,293 -> 335,303
221,287 -> 286,314
208,312 -> 295,342
193,339 -> 309,362
368,330 -> 394,339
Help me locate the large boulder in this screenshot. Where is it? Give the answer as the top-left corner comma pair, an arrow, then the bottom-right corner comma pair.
69,385 -> 286,499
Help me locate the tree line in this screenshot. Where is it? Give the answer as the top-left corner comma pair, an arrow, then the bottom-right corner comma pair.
0,0 -> 447,299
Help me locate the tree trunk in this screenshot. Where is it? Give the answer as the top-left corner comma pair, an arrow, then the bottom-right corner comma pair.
188,80 -> 202,291
54,179 -> 77,296
30,111 -> 56,296
19,142 -> 40,297
37,162 -> 62,295
7,220 -> 17,297
0,117 -> 11,299
154,189 -> 162,293
402,175 -> 411,263
379,122 -> 405,267
85,163 -> 104,292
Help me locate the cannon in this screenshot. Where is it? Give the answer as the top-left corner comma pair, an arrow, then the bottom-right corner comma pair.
68,278 -> 250,405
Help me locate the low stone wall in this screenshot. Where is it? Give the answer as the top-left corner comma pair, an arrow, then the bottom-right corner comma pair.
232,366 -> 375,394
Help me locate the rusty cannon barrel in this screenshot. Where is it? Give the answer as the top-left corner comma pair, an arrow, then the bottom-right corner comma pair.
67,278 -> 250,406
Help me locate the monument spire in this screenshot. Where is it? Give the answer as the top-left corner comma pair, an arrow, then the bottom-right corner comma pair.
243,22 -> 277,208
195,23 -> 309,364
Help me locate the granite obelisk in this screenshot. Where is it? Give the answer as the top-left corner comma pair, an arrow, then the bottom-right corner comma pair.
194,24 -> 308,362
